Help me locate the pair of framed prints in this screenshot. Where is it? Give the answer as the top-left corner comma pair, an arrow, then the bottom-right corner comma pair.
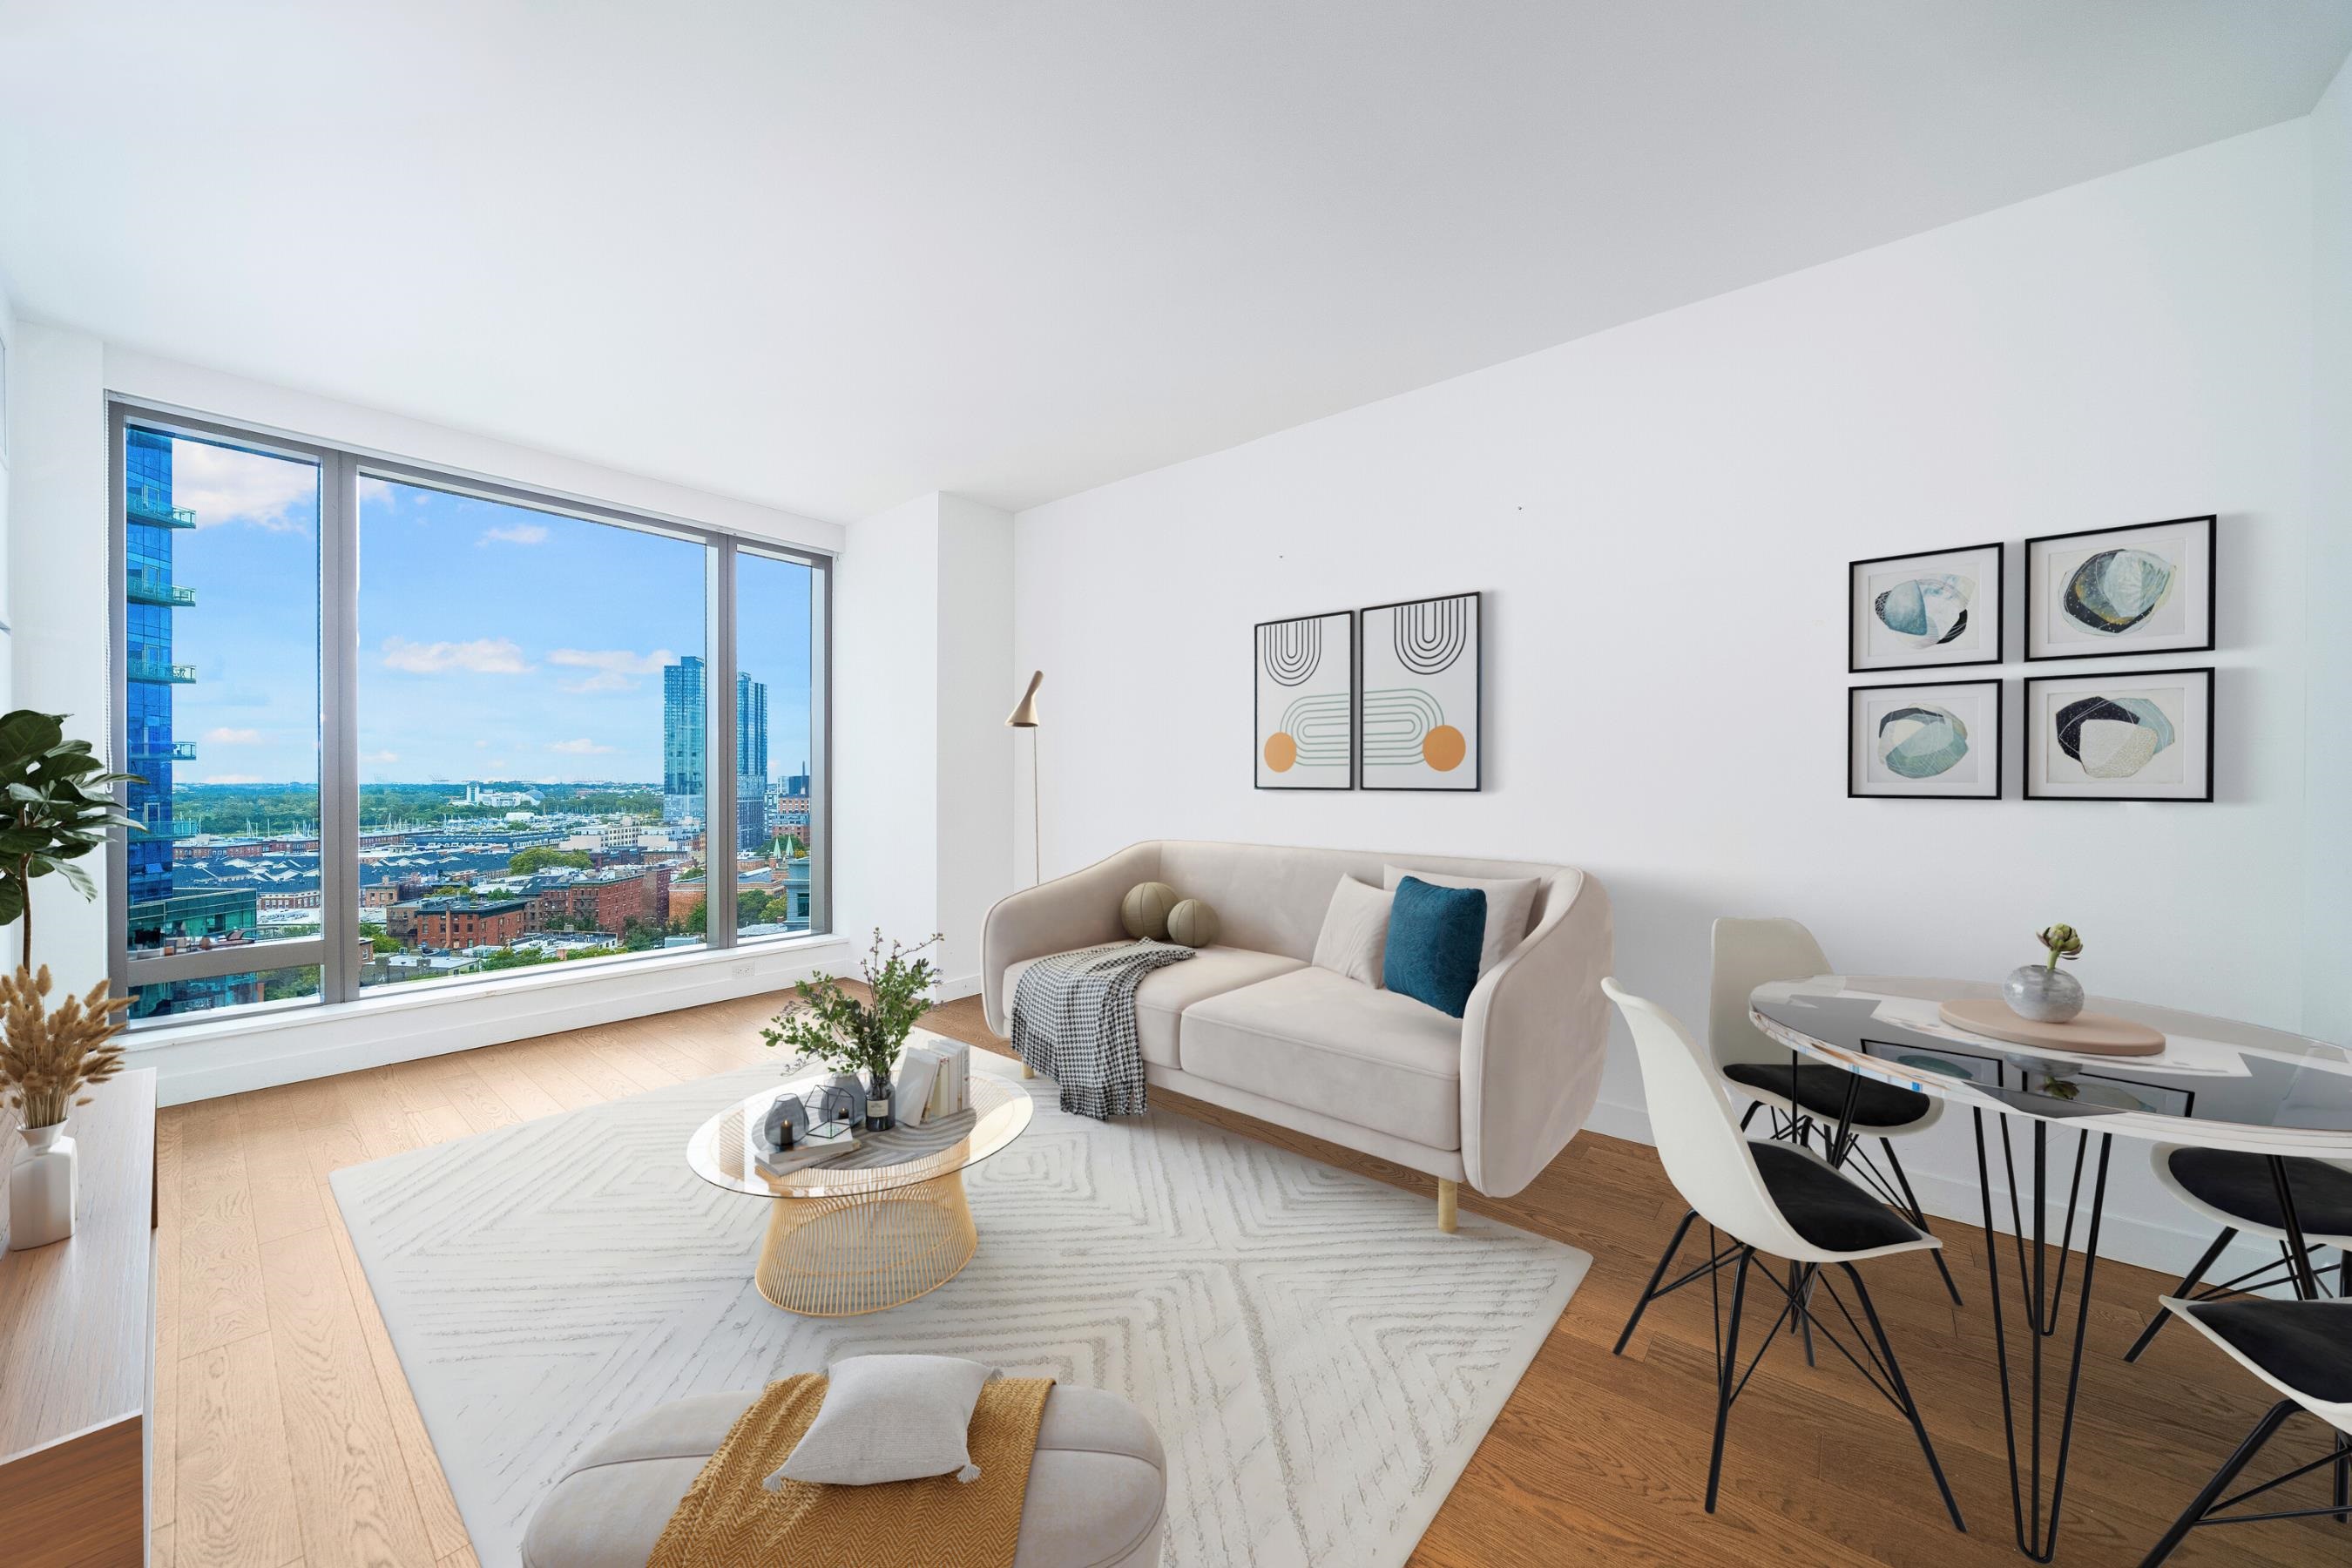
1254,592 -> 1481,792
1845,515 -> 2216,802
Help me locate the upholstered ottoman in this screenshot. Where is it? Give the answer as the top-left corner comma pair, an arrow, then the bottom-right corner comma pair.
522,1384 -> 1166,1568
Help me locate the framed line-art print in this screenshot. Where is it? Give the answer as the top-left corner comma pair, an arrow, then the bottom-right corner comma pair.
1848,679 -> 2002,800
2024,514 -> 2215,662
1254,609 -> 1355,789
1848,540 -> 2004,672
1359,591 -> 1481,791
2024,666 -> 2213,802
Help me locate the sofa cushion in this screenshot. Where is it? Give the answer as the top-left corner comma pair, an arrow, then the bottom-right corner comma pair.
1309,876 -> 1392,987
1004,946 -> 1305,1069
1179,967 -> 1464,1150
1382,877 -> 1486,1018
522,1384 -> 1166,1568
1382,864 -> 1540,977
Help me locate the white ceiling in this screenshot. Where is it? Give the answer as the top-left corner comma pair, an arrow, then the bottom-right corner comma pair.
2,3 -> 2347,524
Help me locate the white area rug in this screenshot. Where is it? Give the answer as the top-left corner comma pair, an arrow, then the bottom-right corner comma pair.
333,1054 -> 1589,1567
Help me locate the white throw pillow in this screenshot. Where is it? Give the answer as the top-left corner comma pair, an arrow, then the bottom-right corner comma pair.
1381,865 -> 1540,977
767,1354 -> 1001,1488
1311,876 -> 1393,987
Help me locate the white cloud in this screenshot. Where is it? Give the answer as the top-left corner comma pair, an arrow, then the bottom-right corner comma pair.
478,523 -> 550,547
197,773 -> 264,785
380,635 -> 531,674
546,645 -> 676,693
361,750 -> 399,765
168,441 -> 319,532
202,727 -> 263,746
548,738 -> 615,755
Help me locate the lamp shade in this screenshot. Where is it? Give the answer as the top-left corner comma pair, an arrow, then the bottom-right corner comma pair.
1005,670 -> 1044,727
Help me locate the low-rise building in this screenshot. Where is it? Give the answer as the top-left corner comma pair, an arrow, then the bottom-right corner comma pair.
530,864 -> 672,934
415,896 -> 531,950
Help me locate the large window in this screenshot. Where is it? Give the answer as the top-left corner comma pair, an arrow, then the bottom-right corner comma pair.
110,407 -> 830,1027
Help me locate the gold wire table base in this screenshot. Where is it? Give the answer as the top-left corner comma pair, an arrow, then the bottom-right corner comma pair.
754,1168 -> 981,1316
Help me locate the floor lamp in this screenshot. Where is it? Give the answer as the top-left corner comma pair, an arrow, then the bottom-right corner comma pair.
1006,671 -> 1044,886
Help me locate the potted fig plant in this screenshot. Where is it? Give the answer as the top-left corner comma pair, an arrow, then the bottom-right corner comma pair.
0,710 -> 140,1250
2003,923 -> 2085,1024
760,929 -> 943,1132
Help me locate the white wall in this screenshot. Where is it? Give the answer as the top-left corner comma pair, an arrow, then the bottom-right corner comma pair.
0,268 -> 15,713
4,329 -> 855,1099
834,491 -> 1016,995
2306,57 -> 2352,1045
1012,122 -> 2321,1271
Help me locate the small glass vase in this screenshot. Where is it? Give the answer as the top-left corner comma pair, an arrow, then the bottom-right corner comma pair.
866,1070 -> 896,1133
2003,964 -> 2085,1024
9,1122 -> 78,1251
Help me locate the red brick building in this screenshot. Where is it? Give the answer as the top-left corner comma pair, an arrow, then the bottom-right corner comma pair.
416,897 -> 531,950
531,866 -> 671,935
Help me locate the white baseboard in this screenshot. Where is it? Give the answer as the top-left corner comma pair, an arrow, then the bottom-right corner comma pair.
935,971 -> 983,1003
1578,1093 -> 2268,1281
133,935 -> 854,1106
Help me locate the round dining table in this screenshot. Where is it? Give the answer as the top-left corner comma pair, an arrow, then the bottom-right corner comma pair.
1747,974 -> 2352,1563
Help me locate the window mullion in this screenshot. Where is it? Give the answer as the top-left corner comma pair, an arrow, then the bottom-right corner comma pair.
320,450 -> 362,1004
708,539 -> 739,948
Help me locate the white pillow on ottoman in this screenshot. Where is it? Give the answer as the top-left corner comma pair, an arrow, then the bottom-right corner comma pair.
1381,865 -> 1540,977
767,1354 -> 1001,1488
1311,876 -> 1393,987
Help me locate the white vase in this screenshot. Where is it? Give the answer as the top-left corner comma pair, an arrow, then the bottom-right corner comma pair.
9,1122 -> 77,1250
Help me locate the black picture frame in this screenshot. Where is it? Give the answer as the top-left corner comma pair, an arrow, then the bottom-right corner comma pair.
2024,514 -> 2216,663
2023,666 -> 2215,803
1847,677 -> 2004,800
1847,540 -> 2005,672
1356,591 -> 1483,792
1253,608 -> 1355,791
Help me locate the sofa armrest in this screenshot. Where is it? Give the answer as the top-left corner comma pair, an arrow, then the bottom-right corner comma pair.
980,843 -> 1162,1032
1457,870 -> 1614,1198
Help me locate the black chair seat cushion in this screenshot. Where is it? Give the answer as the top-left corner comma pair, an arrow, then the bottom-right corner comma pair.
2166,1147 -> 2352,1238
2181,1300 -> 2352,1403
1748,1140 -> 1923,1254
1724,1061 -> 1933,1130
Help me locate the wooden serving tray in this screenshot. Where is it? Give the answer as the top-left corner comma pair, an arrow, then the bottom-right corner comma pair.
1938,998 -> 2165,1057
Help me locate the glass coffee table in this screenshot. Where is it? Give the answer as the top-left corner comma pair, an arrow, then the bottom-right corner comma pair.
686,1051 -> 1032,1316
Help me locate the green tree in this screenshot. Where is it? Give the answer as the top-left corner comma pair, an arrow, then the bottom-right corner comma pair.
368,931 -> 402,955
619,916 -> 663,953
510,847 -> 592,875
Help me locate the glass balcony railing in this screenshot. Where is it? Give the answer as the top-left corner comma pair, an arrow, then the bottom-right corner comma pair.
126,657 -> 198,685
125,569 -> 198,607
129,740 -> 198,762
126,484 -> 198,528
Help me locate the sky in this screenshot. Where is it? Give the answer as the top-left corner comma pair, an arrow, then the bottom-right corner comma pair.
155,429 -> 815,789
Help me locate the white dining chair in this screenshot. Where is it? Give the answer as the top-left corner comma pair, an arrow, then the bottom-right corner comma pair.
2136,1297 -> 2352,1563
1601,977 -> 1965,1528
1705,916 -> 1962,1306
2123,1146 -> 2352,1362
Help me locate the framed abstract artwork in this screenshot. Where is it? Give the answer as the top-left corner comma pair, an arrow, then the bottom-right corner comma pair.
1848,541 -> 2004,672
2024,666 -> 2213,802
1359,592 -> 1481,791
2024,515 -> 2215,661
1848,679 -> 2001,800
1254,609 -> 1355,789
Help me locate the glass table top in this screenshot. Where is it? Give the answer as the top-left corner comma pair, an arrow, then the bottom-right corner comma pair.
1748,975 -> 2352,1156
687,1057 -> 1033,1200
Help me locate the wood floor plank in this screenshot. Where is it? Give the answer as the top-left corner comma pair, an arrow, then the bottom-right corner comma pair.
176,1104 -> 270,1358
259,1225 -> 437,1568
151,1520 -> 174,1568
176,1333 -> 302,1568
154,1108 -> 186,1532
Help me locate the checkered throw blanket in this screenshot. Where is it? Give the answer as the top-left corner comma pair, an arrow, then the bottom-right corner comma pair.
1010,940 -> 1196,1119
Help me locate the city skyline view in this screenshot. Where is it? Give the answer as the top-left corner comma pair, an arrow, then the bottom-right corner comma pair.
157,433 -> 814,791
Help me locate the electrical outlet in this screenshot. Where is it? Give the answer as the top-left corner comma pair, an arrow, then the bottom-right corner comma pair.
731,962 -> 754,980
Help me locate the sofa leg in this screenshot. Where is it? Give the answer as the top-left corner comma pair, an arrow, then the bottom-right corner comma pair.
1020,1062 -> 1035,1080
1438,1179 -> 1458,1233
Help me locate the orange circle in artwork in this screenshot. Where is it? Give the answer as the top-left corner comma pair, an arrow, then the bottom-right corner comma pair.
1423,726 -> 1468,771
1263,733 -> 1299,772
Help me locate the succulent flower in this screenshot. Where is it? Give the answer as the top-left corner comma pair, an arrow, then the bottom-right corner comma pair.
2036,923 -> 2084,972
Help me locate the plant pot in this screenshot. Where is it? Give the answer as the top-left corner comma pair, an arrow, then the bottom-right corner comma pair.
2003,965 -> 2085,1024
866,1071 -> 896,1133
9,1122 -> 77,1251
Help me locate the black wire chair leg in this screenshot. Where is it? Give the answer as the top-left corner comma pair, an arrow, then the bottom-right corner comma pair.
1705,1247 -> 1754,1514
1614,1207 -> 1700,1356
2123,1227 -> 2237,1363
2137,1399 -> 2298,1567
1879,1138 -> 1963,1307
1841,1261 -> 1966,1531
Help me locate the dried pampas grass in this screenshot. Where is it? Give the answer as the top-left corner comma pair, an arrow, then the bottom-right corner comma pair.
0,966 -> 131,1130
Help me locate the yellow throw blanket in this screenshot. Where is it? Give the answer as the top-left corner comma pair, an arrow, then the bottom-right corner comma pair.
650,1373 -> 1057,1568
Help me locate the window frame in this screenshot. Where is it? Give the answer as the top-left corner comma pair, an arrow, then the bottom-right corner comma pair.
105,399 -> 834,1021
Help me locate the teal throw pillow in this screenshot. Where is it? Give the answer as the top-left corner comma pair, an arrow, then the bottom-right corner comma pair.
1383,875 -> 1487,1018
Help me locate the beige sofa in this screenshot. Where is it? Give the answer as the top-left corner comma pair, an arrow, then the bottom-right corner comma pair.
982,841 -> 1613,1227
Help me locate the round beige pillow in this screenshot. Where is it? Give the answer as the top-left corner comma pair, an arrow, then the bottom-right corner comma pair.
1165,898 -> 1220,950
1120,881 -> 1180,940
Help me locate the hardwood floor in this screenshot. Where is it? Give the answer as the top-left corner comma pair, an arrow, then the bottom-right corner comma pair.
149,990 -> 2342,1568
